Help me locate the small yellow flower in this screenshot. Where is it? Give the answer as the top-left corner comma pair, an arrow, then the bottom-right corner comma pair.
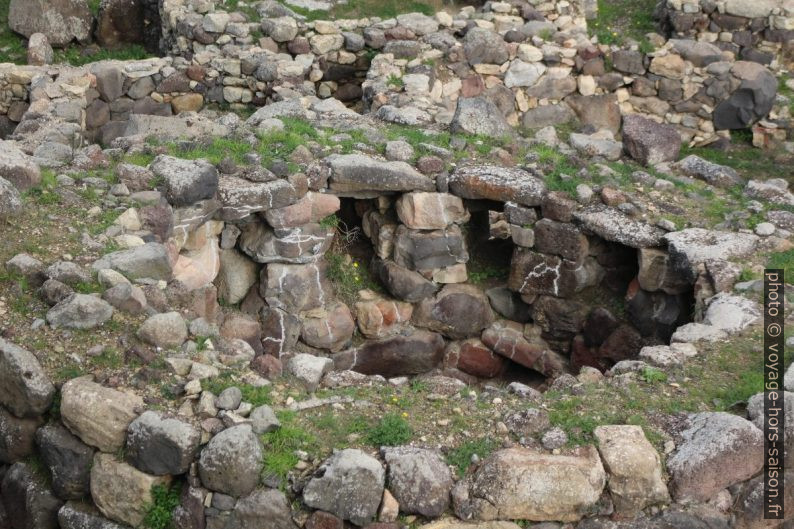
392,397 -> 398,402
402,412 -> 408,417
353,262 -> 359,268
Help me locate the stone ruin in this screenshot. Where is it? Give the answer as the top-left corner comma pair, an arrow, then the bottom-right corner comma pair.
0,0 -> 791,146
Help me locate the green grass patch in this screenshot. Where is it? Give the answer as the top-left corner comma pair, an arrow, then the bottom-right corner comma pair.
53,44 -> 151,67
680,132 -> 789,179
325,250 -> 379,305
89,348 -> 124,370
446,437 -> 498,477
0,0 -> 26,64
467,257 -> 509,284
261,410 -> 317,484
125,152 -> 156,167
590,0 -> 657,45
168,137 -> 254,165
328,0 -> 435,19
203,375 -> 274,406
640,366 -> 667,384
143,483 -> 182,529
767,249 -> 794,281
366,412 -> 413,447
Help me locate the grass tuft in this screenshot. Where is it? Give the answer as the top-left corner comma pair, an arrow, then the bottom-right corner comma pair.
366,413 -> 412,447
143,483 -> 182,529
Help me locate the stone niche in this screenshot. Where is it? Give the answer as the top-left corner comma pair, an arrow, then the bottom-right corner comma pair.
334,191 -> 694,385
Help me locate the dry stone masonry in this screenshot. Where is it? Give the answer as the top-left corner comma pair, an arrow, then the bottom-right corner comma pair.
0,0 -> 792,528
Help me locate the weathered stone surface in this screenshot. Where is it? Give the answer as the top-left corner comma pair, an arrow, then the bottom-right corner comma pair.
90,453 -> 170,527
0,406 -> 40,464
303,449 -> 385,526
137,312 -> 188,349
150,155 -> 219,207
334,329 -> 445,377
126,411 -> 200,476
0,177 -> 23,220
664,228 -> 758,282
485,286 -> 531,323
262,262 -> 328,313
300,303 -> 356,352
521,104 -> 575,129
566,94 -> 621,135
1,462 -> 63,529
672,155 -> 741,187
733,472 -> 794,529
622,114 -> 681,166
46,294 -> 114,330
747,391 -> 794,468
667,412 -> 763,502
229,488 -> 297,529
8,0 -> 92,46
444,339 -> 505,378
670,322 -> 728,343
453,447 -> 605,522
0,141 -> 41,191
396,192 -> 469,230
745,179 -> 794,207
216,249 -> 258,305
449,165 -> 546,206
713,61 -> 777,130
534,219 -> 589,262
412,284 -> 494,339
0,338 -> 55,417
217,176 -> 299,221
393,225 -> 468,272
464,27 -> 508,66
382,447 -> 453,517
507,249 -> 595,299
198,425 -> 263,497
60,377 -> 144,453
250,405 -> 280,435
649,54 -> 685,79
505,60 -> 546,88
670,39 -> 723,67
239,222 -> 334,264
574,206 -> 666,248
703,293 -> 760,333
264,192 -> 340,229
450,97 -> 513,137
259,307 -> 301,358
287,354 -> 334,391
637,248 -> 690,294
327,154 -> 435,196
57,502 -> 129,529
355,298 -> 413,339
612,50 -> 646,75
594,425 -> 669,515
35,424 -> 93,500
481,321 -> 566,376
92,243 -> 173,281
638,342 -> 696,368
26,33 -> 53,65
102,282 -> 147,315
372,260 -> 438,302
570,132 -> 622,161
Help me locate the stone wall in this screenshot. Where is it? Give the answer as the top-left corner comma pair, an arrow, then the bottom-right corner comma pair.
656,0 -> 794,69
1,0 -> 791,148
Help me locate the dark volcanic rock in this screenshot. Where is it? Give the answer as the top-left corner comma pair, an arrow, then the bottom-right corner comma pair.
35,424 -> 94,500
622,114 -> 682,166
334,329 -> 445,377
